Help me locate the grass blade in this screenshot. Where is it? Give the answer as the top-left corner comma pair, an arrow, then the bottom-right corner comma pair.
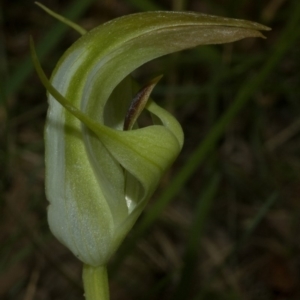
6,0 -> 96,96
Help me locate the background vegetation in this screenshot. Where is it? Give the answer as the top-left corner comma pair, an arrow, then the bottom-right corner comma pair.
1,0 -> 300,299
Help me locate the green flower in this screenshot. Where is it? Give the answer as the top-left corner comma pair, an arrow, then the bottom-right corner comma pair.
31,7 -> 270,267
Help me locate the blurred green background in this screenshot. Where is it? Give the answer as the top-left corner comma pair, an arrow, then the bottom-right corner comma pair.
1,0 -> 300,299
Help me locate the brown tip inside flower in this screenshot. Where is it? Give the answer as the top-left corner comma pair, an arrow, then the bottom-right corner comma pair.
123,75 -> 163,131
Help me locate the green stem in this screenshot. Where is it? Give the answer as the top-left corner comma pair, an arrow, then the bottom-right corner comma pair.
82,265 -> 109,300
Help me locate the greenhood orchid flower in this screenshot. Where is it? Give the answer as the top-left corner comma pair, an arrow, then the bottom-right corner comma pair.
31,4 -> 269,297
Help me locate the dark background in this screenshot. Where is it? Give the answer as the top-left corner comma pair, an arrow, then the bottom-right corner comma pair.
1,0 -> 300,299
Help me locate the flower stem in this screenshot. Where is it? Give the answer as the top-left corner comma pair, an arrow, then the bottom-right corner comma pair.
82,265 -> 109,300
